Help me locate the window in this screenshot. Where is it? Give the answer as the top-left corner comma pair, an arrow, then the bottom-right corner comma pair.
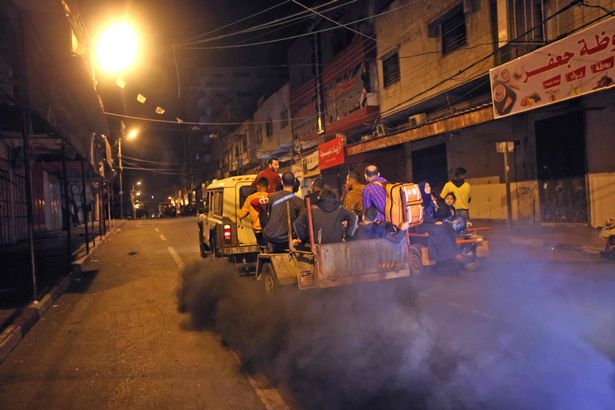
382,52 -> 400,88
256,127 -> 263,144
239,186 -> 257,209
280,109 -> 289,129
441,5 -> 466,54
266,119 -> 273,137
212,190 -> 223,216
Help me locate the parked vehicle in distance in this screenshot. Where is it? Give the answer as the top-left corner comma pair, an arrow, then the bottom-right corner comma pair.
198,175 -> 259,263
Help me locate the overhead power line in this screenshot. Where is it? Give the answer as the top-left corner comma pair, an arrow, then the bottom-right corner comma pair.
290,0 -> 374,41
181,0 -> 291,45
177,1 -> 418,50
122,155 -> 184,165
184,0 -> 354,46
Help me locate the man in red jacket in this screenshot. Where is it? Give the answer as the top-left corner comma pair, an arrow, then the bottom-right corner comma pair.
252,158 -> 281,193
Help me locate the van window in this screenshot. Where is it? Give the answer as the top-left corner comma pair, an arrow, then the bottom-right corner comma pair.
239,186 -> 257,208
212,190 -> 223,216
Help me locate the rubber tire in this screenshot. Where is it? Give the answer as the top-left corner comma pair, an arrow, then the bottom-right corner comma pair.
261,263 -> 278,295
463,260 -> 480,271
200,242 -> 210,258
409,245 -> 429,277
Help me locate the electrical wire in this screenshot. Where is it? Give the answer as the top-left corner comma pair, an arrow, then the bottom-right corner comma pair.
177,1 -> 418,50
181,0 -> 291,45
290,0 -> 373,40
380,0 -> 584,119
104,110 -> 313,126
183,0 -> 348,46
122,155 -> 184,165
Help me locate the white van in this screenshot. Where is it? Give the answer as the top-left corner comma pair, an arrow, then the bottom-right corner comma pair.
198,175 -> 259,261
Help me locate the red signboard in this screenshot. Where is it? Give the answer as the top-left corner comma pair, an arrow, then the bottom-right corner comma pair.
318,136 -> 345,170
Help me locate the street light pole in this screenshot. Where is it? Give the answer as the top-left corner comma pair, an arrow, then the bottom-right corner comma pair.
118,136 -> 124,219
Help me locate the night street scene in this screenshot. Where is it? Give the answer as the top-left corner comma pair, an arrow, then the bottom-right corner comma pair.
1,0 -> 615,409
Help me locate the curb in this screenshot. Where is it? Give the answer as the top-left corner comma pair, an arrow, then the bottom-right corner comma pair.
501,236 -> 603,256
0,221 -> 125,364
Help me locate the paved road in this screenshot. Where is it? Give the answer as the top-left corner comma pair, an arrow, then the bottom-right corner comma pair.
1,217 -> 614,409
0,218 -> 279,409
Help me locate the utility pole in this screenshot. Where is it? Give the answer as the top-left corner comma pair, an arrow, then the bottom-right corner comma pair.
496,141 -> 515,233
118,136 -> 124,219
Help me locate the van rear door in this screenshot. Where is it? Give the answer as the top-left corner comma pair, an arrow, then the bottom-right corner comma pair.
236,183 -> 257,245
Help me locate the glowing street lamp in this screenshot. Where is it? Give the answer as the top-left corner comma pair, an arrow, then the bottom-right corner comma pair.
126,128 -> 139,140
136,180 -> 142,186
95,22 -> 140,75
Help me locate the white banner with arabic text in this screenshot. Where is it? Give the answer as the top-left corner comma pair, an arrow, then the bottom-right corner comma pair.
490,17 -> 615,118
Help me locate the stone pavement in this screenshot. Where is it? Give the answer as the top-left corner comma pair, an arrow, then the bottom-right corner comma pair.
478,220 -> 607,255
1,220 -> 117,331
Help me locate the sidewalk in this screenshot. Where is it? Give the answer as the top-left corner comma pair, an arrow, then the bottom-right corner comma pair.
0,221 -> 120,331
477,220 -> 606,256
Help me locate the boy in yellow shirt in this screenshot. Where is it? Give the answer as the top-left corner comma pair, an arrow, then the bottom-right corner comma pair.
239,177 -> 269,248
440,167 -> 471,220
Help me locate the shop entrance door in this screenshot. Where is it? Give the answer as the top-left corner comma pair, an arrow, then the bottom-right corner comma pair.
411,144 -> 448,192
535,111 -> 588,223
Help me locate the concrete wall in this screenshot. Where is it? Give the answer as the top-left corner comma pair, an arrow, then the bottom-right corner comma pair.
375,0 -> 496,115
253,83 -> 292,158
401,91 -> 615,226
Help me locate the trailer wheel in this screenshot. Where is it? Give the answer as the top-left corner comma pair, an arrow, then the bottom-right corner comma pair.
261,263 -> 278,294
409,245 -> 428,277
199,242 -> 210,258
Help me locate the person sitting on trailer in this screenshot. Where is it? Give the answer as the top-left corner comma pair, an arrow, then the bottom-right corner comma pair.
262,172 -> 305,252
342,171 -> 365,218
303,177 -> 324,206
354,207 -> 409,242
362,165 -> 388,222
413,181 -> 463,262
294,187 -> 358,245
436,192 -> 456,219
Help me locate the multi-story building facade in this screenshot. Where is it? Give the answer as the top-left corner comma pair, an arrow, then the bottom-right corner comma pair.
344,0 -> 615,227
189,66 -> 286,182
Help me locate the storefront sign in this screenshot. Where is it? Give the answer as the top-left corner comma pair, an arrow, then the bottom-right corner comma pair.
302,150 -> 319,173
318,136 -> 345,170
489,16 -> 615,119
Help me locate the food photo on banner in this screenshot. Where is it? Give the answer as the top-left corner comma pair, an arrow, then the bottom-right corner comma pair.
489,16 -> 615,118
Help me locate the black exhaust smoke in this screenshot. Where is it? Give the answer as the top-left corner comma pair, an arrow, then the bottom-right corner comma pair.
177,258 -> 615,409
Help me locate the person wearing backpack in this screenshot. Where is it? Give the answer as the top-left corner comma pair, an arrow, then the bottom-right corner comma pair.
294,187 -> 358,244
362,165 -> 388,222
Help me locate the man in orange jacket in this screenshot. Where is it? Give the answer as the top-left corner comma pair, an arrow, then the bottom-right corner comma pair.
239,177 -> 269,248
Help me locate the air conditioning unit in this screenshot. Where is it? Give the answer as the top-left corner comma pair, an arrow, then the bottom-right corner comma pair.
408,113 -> 427,128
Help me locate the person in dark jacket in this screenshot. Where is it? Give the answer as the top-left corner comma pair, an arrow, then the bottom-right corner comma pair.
354,207 -> 409,243
412,181 -> 461,262
436,192 -> 456,220
303,177 -> 324,206
294,187 -> 358,244
262,172 -> 305,252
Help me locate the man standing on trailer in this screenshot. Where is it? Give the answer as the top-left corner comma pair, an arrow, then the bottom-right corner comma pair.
252,158 -> 281,193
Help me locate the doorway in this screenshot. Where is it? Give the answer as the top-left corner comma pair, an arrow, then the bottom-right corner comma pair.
535,111 -> 588,223
411,143 -> 448,192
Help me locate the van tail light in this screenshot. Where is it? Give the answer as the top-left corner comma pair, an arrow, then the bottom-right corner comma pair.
223,224 -> 232,242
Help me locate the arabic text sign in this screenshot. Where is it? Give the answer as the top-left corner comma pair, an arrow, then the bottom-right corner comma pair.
318,136 -> 345,170
489,16 -> 615,119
